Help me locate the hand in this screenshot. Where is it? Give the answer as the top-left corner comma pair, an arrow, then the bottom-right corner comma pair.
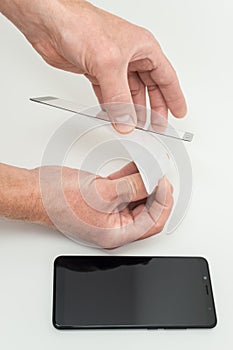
1,0 -> 187,133
33,162 -> 173,248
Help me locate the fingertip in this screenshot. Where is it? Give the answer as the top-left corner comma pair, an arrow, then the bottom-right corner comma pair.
113,122 -> 135,134
156,176 -> 173,205
111,112 -> 136,133
107,161 -> 138,180
159,177 -> 173,193
172,100 -> 188,118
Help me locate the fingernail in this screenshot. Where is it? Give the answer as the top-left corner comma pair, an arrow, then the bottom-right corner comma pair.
113,114 -> 135,134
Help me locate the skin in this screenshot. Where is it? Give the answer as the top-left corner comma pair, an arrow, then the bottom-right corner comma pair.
0,0 -> 185,247
1,0 -> 187,132
0,163 -> 173,249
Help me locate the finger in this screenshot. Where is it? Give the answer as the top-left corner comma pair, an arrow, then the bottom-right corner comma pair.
105,178 -> 173,248
97,66 -> 137,133
127,197 -> 147,211
128,72 -> 147,128
84,74 -> 103,104
92,83 -> 104,105
108,162 -> 138,180
107,207 -> 149,248
148,84 -> 168,120
111,172 -> 148,204
91,84 -> 110,121
138,177 -> 174,239
148,110 -> 168,135
139,71 -> 168,119
155,177 -> 174,205
150,53 -> 187,118
139,71 -> 168,133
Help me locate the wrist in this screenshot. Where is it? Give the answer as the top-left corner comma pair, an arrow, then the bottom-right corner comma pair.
0,164 -> 51,226
0,0 -> 54,41
0,0 -> 87,41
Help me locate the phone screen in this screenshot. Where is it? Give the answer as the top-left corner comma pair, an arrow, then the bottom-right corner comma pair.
53,256 -> 217,329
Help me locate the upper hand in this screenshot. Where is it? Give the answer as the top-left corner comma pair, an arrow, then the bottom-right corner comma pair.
3,0 -> 187,133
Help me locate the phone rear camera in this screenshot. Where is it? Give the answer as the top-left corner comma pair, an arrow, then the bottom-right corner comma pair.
203,276 -> 207,280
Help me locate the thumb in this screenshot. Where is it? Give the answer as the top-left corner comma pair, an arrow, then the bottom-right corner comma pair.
112,172 -> 148,204
98,68 -> 137,133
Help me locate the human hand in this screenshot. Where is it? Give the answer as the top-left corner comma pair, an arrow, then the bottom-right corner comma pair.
1,0 -> 187,133
33,162 -> 173,248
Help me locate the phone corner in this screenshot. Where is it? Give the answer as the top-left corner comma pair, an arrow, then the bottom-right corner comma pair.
53,255 -> 63,267
209,317 -> 218,329
198,256 -> 209,267
52,317 -> 63,330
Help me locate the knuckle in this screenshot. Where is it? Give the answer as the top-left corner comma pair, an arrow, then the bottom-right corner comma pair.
130,85 -> 141,96
141,28 -> 160,49
142,28 -> 155,41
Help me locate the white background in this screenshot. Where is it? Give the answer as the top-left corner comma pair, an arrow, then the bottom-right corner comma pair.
0,0 -> 233,349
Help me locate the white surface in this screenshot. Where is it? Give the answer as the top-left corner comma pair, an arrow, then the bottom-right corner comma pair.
0,0 -> 232,349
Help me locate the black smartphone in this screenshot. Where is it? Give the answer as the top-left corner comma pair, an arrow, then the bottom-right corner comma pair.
53,256 -> 217,329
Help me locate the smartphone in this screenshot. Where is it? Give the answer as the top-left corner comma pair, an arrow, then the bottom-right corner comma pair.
53,256 -> 217,329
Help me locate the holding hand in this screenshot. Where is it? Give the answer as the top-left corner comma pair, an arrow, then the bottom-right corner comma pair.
36,162 -> 173,248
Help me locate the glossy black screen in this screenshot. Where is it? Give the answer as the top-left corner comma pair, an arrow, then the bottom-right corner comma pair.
53,256 -> 217,329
